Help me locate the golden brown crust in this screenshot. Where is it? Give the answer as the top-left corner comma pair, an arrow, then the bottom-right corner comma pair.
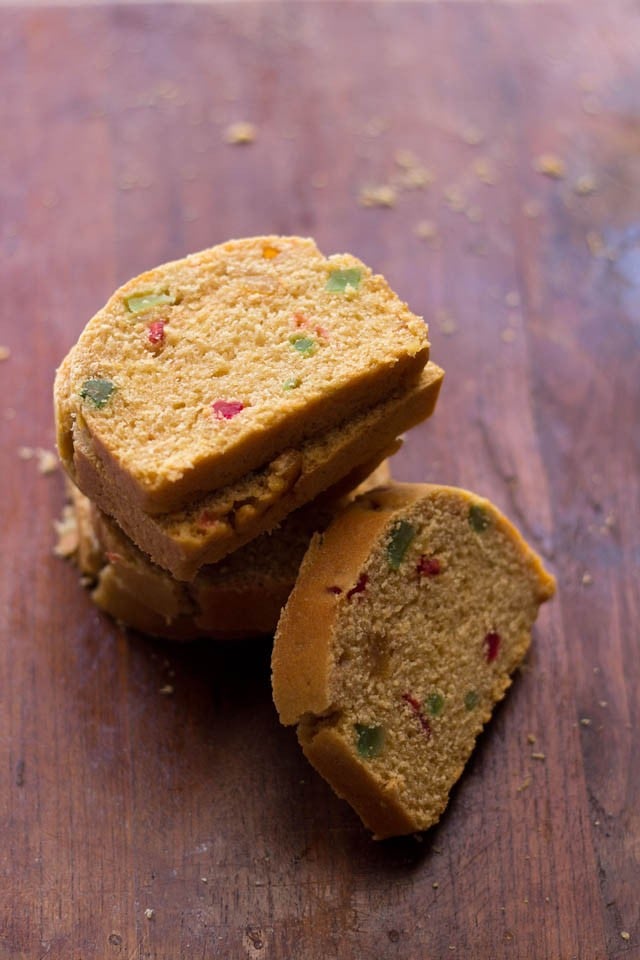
297,724 -> 419,839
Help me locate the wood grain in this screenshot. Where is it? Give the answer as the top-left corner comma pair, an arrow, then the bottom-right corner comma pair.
1,2 -> 639,958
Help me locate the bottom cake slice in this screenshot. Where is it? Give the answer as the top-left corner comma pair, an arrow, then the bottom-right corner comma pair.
63,462 -> 392,641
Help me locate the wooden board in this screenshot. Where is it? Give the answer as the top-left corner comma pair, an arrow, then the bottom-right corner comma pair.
1,2 -> 639,957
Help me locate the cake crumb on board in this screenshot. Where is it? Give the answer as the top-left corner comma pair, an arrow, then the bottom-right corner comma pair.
18,446 -> 58,475
224,121 -> 257,145
533,154 -> 566,179
358,184 -> 397,208
0,346 -> 10,361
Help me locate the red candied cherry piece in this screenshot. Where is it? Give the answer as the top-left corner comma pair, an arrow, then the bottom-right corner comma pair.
148,320 -> 166,345
212,400 -> 245,420
402,692 -> 432,740
346,573 -> 369,601
484,631 -> 501,663
198,509 -> 223,527
417,555 -> 441,577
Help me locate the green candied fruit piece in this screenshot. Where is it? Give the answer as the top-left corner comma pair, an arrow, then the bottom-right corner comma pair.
79,378 -> 115,409
125,291 -> 176,314
355,723 -> 385,759
426,692 -> 445,716
325,268 -> 362,293
289,334 -> 317,357
386,519 -> 416,570
464,690 -> 480,711
282,376 -> 301,390
469,503 -> 491,533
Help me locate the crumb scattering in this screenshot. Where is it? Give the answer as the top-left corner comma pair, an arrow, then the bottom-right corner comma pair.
443,186 -> 466,212
581,572 -> 593,586
516,777 -> 532,793
473,157 -> 498,185
505,291 -> 520,308
533,154 -> 566,179
414,219 -> 440,243
580,717 -> 592,726
358,184 -> 397,208
144,908 -> 155,920
527,732 -> 537,744
224,121 -> 257,145
435,309 -> 457,336
18,446 -> 58,475
0,346 -> 10,360
460,125 -> 484,145
523,200 -> 541,219
53,505 -> 79,558
574,174 -> 597,196
531,752 -> 546,761
621,932 -> 631,942
159,684 -> 175,695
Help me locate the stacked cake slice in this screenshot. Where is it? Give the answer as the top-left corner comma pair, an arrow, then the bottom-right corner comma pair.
55,236 -> 443,637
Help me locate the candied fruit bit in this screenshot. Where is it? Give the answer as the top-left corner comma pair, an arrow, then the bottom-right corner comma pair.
325,268 -> 362,292
326,585 -> 343,595
262,244 -> 280,259
293,313 -> 309,328
417,555 -> 441,577
464,690 -> 480,711
469,503 -> 491,532
347,572 -> 369,600
282,376 -> 301,391
484,630 -> 501,663
402,692 -> 432,739
387,520 -> 416,569
125,291 -> 175,314
198,509 -> 223,527
355,723 -> 385,759
212,400 -> 245,420
147,320 -> 165,345
80,378 -> 115,409
426,692 -> 445,716
289,334 -> 317,357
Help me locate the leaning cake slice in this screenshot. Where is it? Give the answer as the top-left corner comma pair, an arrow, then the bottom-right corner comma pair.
68,363 -> 443,580
271,483 -> 555,839
55,236 -> 429,514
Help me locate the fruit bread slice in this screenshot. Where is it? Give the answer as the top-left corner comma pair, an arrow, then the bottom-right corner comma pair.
66,462 -> 392,641
271,483 -> 556,839
55,236 -> 429,514
66,362 -> 443,581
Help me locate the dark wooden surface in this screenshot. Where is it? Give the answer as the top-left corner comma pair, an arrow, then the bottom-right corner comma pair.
1,2 -> 639,958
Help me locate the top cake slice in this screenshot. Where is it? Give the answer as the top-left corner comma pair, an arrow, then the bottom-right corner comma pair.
55,236 -> 429,514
